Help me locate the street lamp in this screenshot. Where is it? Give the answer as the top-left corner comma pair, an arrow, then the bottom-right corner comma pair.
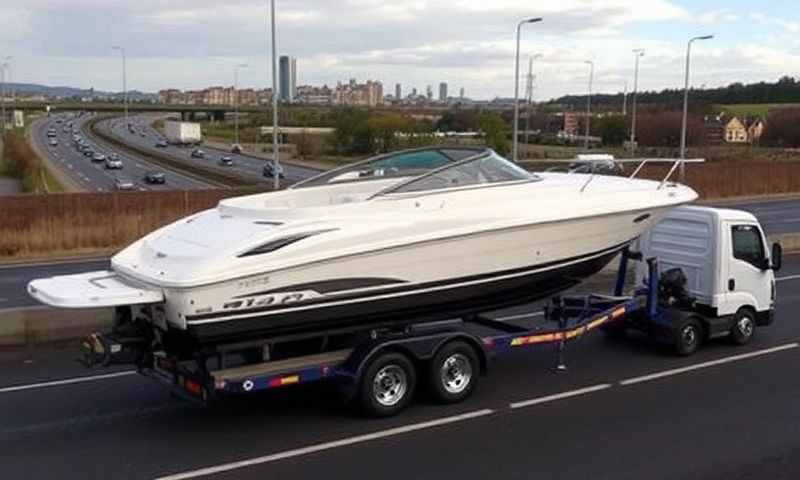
233,63 -> 248,147
513,17 -> 543,162
0,56 -> 10,138
630,48 -> 645,153
523,53 -> 543,146
584,60 -> 594,150
111,46 -> 128,128
680,35 -> 713,181
270,0 -> 281,190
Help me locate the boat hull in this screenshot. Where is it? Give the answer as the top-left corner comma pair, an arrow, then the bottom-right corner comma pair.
182,240 -> 627,343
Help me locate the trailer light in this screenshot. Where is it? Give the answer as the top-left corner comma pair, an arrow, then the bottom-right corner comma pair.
185,379 -> 203,397
214,379 -> 227,390
611,307 -> 626,319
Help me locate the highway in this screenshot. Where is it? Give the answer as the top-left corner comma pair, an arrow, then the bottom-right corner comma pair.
1,259 -> 800,479
97,115 -> 321,186
716,197 -> 800,235
33,113 -> 214,192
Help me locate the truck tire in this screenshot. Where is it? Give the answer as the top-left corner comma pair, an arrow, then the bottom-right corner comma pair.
673,316 -> 702,356
428,341 -> 479,404
730,308 -> 756,346
359,351 -> 416,418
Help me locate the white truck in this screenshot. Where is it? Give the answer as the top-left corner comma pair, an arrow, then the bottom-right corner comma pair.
164,121 -> 202,145
634,206 -> 781,353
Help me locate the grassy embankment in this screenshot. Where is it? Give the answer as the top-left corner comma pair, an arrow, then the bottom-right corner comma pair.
0,129 -> 64,193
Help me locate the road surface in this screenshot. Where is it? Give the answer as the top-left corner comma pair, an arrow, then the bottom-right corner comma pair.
1,259 -> 800,479
33,113 -> 214,192
98,115 -> 321,186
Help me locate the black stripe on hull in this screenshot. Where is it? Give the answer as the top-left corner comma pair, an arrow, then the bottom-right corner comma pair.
186,246 -> 623,344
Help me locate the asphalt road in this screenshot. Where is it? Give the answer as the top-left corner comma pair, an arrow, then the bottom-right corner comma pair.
34,113 -> 213,192
2,259 -> 800,479
715,197 -> 800,235
99,115 -> 321,186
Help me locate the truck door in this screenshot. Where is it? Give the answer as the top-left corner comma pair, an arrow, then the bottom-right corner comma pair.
721,223 -> 772,316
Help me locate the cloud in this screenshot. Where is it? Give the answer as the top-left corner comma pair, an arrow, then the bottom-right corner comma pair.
0,0 -> 796,100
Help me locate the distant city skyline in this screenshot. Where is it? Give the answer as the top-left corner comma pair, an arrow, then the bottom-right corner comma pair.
2,1 -> 799,100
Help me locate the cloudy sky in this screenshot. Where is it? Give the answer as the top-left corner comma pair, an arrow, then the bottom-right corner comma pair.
1,0 -> 799,99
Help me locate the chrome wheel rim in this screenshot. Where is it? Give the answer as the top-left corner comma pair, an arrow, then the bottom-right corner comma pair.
440,353 -> 472,395
738,315 -> 754,337
373,365 -> 407,407
682,325 -> 698,347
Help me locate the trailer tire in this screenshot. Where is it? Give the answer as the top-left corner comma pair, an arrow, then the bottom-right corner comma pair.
359,351 -> 416,418
428,341 -> 479,404
730,308 -> 756,346
673,316 -> 702,356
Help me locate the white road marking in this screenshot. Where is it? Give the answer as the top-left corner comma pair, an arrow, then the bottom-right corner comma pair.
155,409 -> 495,480
0,371 -> 137,394
509,384 -> 612,410
777,274 -> 800,282
619,343 -> 799,386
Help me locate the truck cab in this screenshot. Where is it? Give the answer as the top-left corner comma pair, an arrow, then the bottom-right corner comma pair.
636,206 -> 781,345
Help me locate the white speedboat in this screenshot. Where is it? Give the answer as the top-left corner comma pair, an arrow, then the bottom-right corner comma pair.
28,147 -> 697,344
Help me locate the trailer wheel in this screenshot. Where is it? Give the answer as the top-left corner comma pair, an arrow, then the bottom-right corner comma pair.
428,341 -> 479,404
674,316 -> 702,356
359,352 -> 416,418
730,308 -> 756,346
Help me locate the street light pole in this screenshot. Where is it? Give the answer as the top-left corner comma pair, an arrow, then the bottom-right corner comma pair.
584,60 -> 594,151
233,63 -> 248,146
270,0 -> 280,190
112,46 -> 128,128
0,57 -> 10,138
630,48 -> 644,153
680,35 -> 713,181
513,17 -> 543,162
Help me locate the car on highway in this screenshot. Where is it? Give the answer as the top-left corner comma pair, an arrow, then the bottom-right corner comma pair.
262,161 -> 285,178
231,144 -> 243,154
105,156 -> 123,169
47,130 -> 57,138
114,177 -> 136,191
219,156 -> 234,167
144,171 -> 166,185
139,131 -> 147,138
92,153 -> 107,163
190,149 -> 206,159
155,140 -> 168,148
83,149 -> 95,157
48,138 -> 59,147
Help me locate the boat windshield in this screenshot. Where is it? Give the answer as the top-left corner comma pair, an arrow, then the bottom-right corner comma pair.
377,152 -> 537,195
291,147 -> 486,189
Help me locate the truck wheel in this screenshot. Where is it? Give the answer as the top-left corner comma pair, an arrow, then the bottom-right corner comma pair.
730,308 -> 756,346
428,341 -> 479,404
359,352 -> 416,418
674,317 -> 702,356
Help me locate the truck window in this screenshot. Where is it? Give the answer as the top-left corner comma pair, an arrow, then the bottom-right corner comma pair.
731,225 -> 765,267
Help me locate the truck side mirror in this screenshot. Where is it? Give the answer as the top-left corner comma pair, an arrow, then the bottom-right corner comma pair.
772,243 -> 783,271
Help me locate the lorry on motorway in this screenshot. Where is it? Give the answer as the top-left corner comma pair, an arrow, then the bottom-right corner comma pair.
164,121 -> 202,145
34,207 -> 781,417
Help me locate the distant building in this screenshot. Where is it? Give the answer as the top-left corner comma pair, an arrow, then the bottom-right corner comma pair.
426,85 -> 433,100
395,83 -> 402,100
459,87 -> 465,100
439,82 -> 448,102
563,112 -> 579,137
279,56 -> 297,102
725,117 -> 748,143
332,79 -> 384,107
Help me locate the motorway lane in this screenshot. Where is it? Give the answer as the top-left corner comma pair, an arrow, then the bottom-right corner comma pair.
34,113 -> 213,192
716,197 -> 800,235
1,265 -> 800,479
99,115 -> 321,186
0,258 -> 110,308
